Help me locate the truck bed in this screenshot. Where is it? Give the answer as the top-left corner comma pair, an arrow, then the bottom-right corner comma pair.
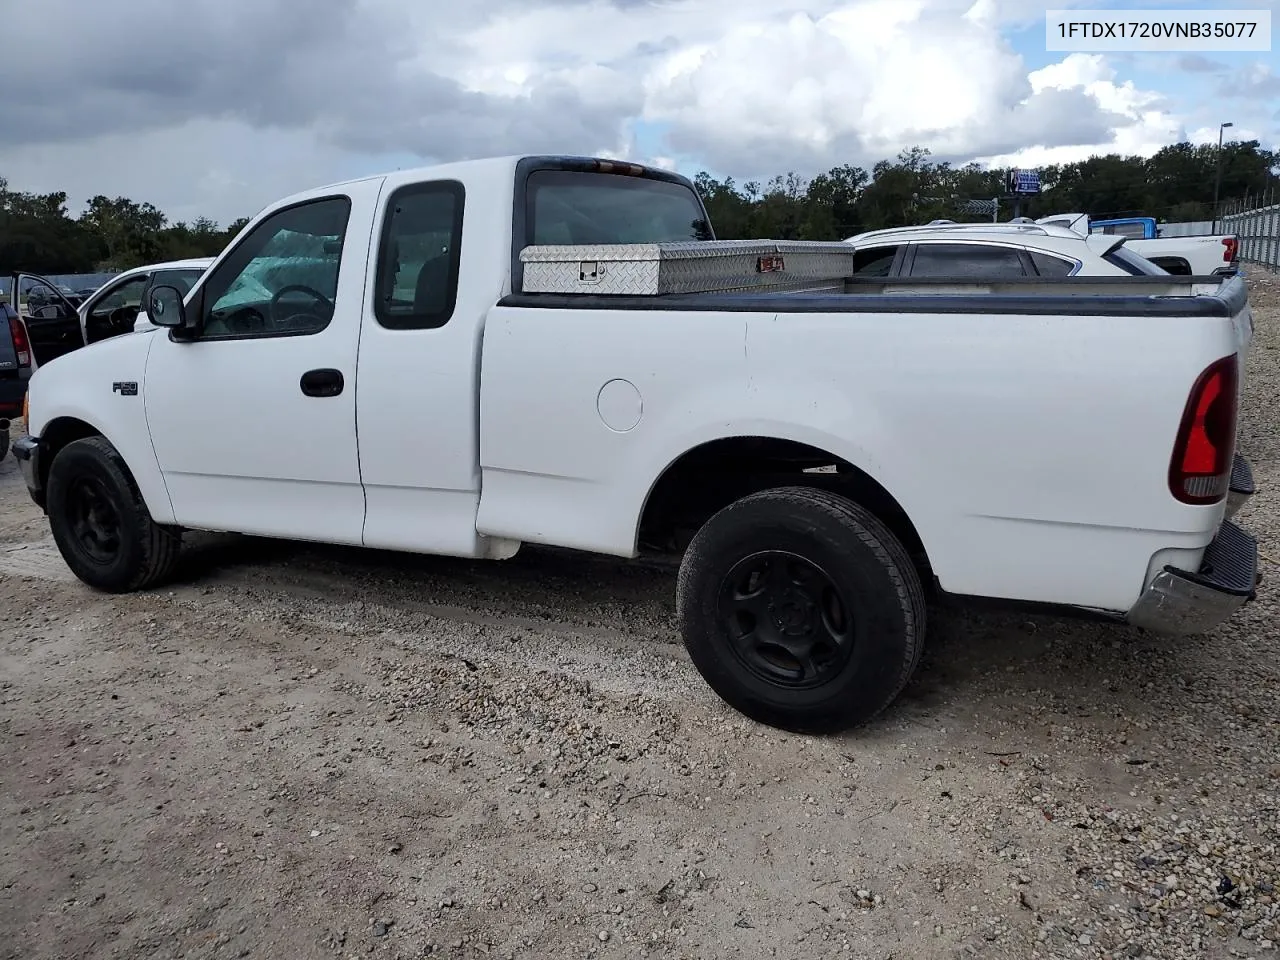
501,272 -> 1248,318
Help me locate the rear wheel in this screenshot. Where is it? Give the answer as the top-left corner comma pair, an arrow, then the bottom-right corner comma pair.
676,485 -> 926,733
46,436 -> 182,592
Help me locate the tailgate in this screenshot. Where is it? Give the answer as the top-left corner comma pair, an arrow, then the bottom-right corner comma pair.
0,306 -> 19,376
1228,275 -> 1255,354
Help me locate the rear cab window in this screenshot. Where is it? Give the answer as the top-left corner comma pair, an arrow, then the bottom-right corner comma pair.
523,168 -> 713,246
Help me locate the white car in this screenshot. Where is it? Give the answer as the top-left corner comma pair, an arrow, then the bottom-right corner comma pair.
9,258 -> 216,365
1036,213 -> 1240,277
842,220 -> 1253,352
80,258 -> 216,340
843,220 -> 1168,278
11,154 -> 1260,734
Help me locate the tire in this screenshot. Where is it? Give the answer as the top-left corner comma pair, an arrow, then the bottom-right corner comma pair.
676,485 -> 926,733
46,436 -> 182,592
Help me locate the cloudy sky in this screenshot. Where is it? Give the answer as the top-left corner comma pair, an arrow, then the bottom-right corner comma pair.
0,0 -> 1276,226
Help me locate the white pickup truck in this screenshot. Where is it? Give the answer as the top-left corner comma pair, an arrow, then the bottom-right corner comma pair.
1035,213 -> 1239,277
10,155 -> 1261,733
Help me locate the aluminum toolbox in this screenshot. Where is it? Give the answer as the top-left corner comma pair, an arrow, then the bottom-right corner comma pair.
518,240 -> 857,296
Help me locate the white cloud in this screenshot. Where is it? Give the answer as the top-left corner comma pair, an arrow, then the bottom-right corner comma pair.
0,0 -> 1273,223
975,53 -> 1186,167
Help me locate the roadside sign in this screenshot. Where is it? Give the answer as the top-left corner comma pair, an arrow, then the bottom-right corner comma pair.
1008,169 -> 1041,195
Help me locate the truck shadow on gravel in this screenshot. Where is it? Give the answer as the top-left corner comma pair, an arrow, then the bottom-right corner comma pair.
167,530 -> 1240,742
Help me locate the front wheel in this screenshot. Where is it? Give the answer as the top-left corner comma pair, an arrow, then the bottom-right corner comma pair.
46,436 -> 182,592
676,486 -> 926,733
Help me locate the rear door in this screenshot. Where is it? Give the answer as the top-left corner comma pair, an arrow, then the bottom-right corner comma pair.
11,272 -> 84,365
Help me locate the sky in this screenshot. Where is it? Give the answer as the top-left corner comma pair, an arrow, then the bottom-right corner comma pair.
0,0 -> 1276,226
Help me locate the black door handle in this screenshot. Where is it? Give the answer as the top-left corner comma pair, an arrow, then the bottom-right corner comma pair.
300,368 -> 344,397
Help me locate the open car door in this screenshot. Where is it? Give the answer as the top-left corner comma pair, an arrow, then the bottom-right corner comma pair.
11,273 -> 84,366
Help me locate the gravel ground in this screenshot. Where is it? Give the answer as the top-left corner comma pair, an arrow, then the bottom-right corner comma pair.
2,272 -> 1279,960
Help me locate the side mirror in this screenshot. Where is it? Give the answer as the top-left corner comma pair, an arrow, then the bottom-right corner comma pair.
147,285 -> 188,329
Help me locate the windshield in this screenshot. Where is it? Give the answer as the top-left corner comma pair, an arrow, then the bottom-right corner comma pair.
526,170 -> 712,245
1105,246 -> 1168,276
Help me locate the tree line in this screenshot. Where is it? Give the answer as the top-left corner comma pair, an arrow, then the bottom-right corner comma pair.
3,139 -> 1278,274
696,140 -> 1280,241
0,182 -> 251,276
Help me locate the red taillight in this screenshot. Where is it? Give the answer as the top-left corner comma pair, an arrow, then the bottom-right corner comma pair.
1222,237 -> 1238,263
1169,355 -> 1238,505
8,314 -> 30,367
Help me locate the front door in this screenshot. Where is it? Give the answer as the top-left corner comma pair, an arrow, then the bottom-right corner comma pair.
11,273 -> 82,366
82,270 -> 151,344
143,180 -> 383,544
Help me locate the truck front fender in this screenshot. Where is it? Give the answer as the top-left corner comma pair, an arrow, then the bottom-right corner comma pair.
23,335 -> 175,524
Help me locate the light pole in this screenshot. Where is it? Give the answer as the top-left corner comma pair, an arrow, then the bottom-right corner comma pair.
1212,121 -> 1233,231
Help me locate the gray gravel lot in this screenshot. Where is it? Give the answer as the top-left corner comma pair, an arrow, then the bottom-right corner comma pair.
1,272 -> 1278,960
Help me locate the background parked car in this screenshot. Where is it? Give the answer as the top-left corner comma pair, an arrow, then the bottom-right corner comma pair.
75,258 -> 215,342
0,299 -> 32,460
1035,212 -> 1239,276
8,259 -> 215,366
842,219 -> 1173,279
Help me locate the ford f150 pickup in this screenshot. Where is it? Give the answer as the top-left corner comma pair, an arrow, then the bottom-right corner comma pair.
9,155 -> 1261,733
1036,213 -> 1239,276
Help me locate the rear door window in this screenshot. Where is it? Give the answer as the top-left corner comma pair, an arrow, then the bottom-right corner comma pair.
908,243 -> 1028,278
851,245 -> 900,277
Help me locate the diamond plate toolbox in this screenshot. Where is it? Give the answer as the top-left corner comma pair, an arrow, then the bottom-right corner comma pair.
519,240 -> 857,296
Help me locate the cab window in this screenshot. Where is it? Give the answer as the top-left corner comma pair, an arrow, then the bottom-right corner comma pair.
198,196 -> 351,340
373,181 -> 465,331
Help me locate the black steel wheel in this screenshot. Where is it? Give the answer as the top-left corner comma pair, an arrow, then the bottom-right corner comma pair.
46,436 -> 182,592
719,551 -> 858,689
65,474 -> 124,565
677,485 -> 926,733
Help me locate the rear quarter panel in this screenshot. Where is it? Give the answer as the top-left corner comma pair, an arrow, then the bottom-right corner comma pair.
477,303 -> 1239,612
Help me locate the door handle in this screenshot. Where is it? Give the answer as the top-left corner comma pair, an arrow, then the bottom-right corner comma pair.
300,368 -> 344,397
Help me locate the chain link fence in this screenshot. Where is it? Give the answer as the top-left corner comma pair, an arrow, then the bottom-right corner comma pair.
1222,196 -> 1280,270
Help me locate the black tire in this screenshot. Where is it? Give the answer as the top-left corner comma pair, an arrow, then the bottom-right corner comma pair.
46,436 -> 182,592
676,485 -> 926,733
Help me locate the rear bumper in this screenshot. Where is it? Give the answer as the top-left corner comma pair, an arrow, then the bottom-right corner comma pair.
1225,453 -> 1254,520
0,374 -> 27,418
10,434 -> 44,510
1128,518 -> 1259,635
1127,453 -> 1259,635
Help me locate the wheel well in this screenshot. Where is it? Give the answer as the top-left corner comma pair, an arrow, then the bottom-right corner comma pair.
38,417 -> 102,491
637,436 -> 930,576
